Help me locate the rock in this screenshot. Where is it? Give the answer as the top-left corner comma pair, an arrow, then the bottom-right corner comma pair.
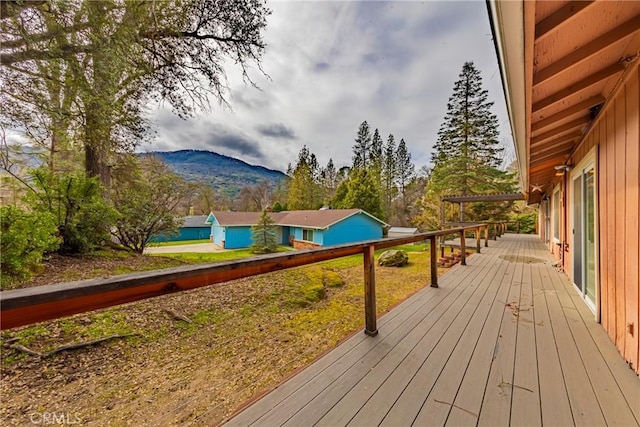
378,250 -> 409,267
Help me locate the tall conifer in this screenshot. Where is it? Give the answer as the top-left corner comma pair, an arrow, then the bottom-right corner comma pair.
423,62 -> 517,225
382,134 -> 397,218
352,121 -> 372,169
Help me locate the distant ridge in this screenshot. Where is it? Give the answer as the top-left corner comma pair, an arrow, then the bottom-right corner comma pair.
144,150 -> 286,198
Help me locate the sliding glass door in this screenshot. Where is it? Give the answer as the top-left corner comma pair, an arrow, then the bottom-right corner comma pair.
572,163 -> 596,309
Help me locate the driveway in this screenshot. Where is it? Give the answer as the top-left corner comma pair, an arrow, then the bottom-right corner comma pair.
144,243 -> 225,254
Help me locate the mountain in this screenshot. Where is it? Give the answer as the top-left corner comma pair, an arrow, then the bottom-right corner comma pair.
145,150 -> 287,198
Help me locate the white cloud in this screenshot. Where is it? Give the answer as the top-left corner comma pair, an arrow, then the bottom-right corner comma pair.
141,0 -> 514,172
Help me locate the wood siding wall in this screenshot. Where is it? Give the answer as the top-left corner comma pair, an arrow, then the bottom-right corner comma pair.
572,63 -> 640,373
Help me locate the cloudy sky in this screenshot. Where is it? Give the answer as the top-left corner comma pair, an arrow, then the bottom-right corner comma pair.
141,0 -> 514,173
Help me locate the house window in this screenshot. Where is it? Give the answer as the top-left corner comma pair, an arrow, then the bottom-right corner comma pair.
302,229 -> 314,242
553,189 -> 560,242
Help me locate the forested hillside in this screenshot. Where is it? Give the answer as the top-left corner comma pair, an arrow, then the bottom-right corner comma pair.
146,150 -> 286,198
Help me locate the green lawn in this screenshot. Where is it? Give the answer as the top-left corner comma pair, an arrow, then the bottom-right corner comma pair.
153,246 -> 294,263
153,243 -> 431,267
146,239 -> 211,247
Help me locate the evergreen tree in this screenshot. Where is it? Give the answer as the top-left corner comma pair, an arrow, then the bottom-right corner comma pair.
424,61 -> 518,225
250,210 -> 278,254
395,138 -> 415,223
352,121 -> 372,169
370,128 -> 383,168
432,62 -> 503,178
287,145 -> 322,209
320,158 -> 338,204
382,134 -> 397,218
395,138 -> 415,199
333,169 -> 382,219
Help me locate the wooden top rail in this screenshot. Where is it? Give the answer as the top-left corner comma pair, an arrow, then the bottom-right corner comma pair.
0,225 -> 485,330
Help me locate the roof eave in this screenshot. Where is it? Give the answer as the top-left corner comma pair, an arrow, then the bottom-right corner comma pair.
487,0 -> 529,196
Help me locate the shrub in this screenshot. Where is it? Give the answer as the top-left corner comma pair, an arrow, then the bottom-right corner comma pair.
0,205 -> 60,288
27,169 -> 115,254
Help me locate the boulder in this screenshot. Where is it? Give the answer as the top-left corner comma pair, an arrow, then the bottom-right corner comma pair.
378,250 -> 409,267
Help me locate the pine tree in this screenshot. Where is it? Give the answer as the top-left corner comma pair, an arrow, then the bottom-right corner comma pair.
432,61 -> 503,182
333,169 -> 382,219
287,145 -> 322,209
352,121 -> 372,169
250,210 -> 278,254
370,128 -> 383,168
395,138 -> 415,198
382,134 -> 397,218
320,158 -> 338,204
425,61 -> 518,225
395,138 -> 415,222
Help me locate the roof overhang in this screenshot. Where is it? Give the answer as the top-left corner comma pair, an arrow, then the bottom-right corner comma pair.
487,0 -> 528,194
488,0 -> 640,204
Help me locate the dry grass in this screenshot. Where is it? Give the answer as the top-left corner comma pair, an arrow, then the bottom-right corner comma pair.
1,250 -> 438,426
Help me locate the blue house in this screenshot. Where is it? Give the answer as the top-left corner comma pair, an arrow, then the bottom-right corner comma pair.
207,209 -> 387,249
151,215 -> 211,243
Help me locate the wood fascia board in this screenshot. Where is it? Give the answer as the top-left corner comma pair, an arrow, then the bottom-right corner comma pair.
533,15 -> 640,87
531,95 -> 604,132
488,0 -> 528,194
532,63 -> 625,112
523,0 -> 535,196
531,120 -> 589,149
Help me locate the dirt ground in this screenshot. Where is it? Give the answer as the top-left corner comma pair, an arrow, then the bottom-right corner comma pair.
0,251 -> 436,426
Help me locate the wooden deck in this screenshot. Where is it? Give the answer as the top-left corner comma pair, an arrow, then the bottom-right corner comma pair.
226,234 -> 640,426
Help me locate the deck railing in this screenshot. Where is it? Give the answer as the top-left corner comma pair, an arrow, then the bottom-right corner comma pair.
443,220 -> 513,239
1,224 -> 489,335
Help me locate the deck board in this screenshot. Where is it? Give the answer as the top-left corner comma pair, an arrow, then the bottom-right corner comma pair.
375,244 -> 508,426
225,235 -> 640,427
530,258 -> 574,426
510,243 -> 542,427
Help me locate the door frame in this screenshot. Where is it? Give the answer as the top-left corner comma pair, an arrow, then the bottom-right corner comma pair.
569,146 -> 600,321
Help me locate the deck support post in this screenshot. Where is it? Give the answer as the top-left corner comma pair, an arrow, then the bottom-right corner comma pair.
429,236 -> 438,288
459,230 -> 466,266
476,227 -> 481,254
484,225 -> 489,247
363,245 -> 378,336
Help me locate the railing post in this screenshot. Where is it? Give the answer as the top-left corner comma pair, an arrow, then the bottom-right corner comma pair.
459,230 -> 466,266
429,235 -> 438,288
363,245 -> 378,336
476,227 -> 481,254
484,224 -> 489,247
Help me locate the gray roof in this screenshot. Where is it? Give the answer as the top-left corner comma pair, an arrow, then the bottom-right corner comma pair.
210,209 -> 387,229
388,227 -> 419,234
181,215 -> 210,228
